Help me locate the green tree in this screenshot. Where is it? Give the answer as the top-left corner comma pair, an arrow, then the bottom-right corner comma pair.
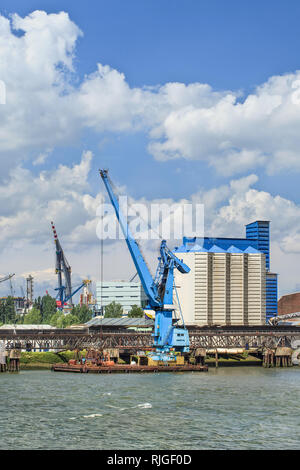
23,307 -> 42,324
41,295 -> 57,323
49,311 -> 61,327
49,311 -> 79,328
0,300 -> 6,324
57,313 -> 78,328
33,294 -> 57,323
71,304 -> 93,324
0,297 -> 17,324
33,296 -> 42,311
127,305 -> 144,318
104,301 -> 123,318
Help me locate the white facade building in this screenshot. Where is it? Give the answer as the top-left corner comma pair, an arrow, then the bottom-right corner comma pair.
174,246 -> 266,326
96,281 -> 147,314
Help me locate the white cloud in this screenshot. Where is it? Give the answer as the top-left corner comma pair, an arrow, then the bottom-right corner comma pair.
33,148 -> 53,166
0,150 -> 300,297
0,150 -> 99,250
2,10 -> 300,298
149,73 -> 300,175
2,10 -> 300,176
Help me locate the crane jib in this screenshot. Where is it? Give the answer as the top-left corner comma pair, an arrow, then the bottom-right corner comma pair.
99,169 -> 190,359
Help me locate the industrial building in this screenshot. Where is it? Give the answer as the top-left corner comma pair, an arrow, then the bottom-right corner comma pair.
278,292 -> 300,316
173,220 -> 277,326
0,296 -> 27,315
96,281 -> 147,314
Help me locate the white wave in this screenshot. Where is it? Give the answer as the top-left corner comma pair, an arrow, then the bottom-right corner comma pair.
136,403 -> 152,409
83,413 -> 103,418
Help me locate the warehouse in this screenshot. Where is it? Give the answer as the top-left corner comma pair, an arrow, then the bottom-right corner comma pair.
278,292 -> 300,316
96,281 -> 147,315
173,220 -> 277,325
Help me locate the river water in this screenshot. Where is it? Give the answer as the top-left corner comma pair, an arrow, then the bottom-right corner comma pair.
0,367 -> 300,450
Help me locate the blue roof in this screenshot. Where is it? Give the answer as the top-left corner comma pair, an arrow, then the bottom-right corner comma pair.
174,244 -> 186,253
227,245 -> 243,253
209,244 -> 226,253
182,236 -> 259,252
175,242 -> 256,254
189,244 -> 208,252
244,246 -> 261,254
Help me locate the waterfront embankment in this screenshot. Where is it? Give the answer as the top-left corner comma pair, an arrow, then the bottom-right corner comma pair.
18,351 -> 263,369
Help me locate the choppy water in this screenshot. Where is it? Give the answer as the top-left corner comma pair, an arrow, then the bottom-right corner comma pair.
1,367 -> 300,450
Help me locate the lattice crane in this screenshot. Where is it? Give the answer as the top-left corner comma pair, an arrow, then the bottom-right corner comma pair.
51,222 -> 87,310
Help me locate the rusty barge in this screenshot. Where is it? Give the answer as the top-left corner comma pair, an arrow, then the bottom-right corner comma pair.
51,363 -> 208,373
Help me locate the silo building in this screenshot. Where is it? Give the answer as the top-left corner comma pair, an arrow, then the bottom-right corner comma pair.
173,220 -> 277,326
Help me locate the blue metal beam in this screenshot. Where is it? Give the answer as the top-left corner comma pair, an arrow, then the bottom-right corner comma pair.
100,170 -> 160,308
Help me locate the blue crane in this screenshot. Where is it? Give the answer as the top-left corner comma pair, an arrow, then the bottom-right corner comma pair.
51,221 -> 87,310
99,169 -> 190,361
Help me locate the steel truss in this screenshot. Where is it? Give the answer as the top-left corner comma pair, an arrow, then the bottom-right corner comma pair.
1,328 -> 300,351
188,332 -> 300,349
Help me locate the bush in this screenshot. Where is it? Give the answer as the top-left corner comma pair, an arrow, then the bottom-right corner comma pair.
20,351 -> 64,364
20,350 -> 87,364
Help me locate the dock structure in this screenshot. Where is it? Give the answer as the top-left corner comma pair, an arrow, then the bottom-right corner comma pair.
263,347 -> 293,368
0,350 -> 8,372
8,348 -> 21,371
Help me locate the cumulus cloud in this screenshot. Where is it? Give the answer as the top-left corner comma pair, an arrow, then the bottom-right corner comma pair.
2,10 -> 300,176
0,11 -> 83,161
0,150 -> 101,251
149,74 -> 300,175
1,149 -> 300,297
2,10 -> 300,297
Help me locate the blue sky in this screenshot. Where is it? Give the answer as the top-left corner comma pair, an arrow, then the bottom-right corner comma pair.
2,0 -> 300,90
2,0 -> 300,201
1,1 -> 300,297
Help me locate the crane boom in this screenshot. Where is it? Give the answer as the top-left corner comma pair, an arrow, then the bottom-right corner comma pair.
100,170 -> 160,307
0,273 -> 15,284
51,221 -> 86,310
51,221 -> 72,303
99,169 -> 190,361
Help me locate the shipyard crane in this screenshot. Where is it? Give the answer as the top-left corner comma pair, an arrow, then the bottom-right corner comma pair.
51,222 -> 88,310
0,273 -> 15,284
99,169 -> 190,361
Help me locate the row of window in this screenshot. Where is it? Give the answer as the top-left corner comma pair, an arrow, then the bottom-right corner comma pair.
101,295 -> 139,298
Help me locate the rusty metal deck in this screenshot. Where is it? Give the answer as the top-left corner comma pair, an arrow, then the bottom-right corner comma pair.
51,363 -> 208,373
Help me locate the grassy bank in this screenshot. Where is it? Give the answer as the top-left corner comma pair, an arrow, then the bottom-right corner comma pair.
20,351 -> 81,370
